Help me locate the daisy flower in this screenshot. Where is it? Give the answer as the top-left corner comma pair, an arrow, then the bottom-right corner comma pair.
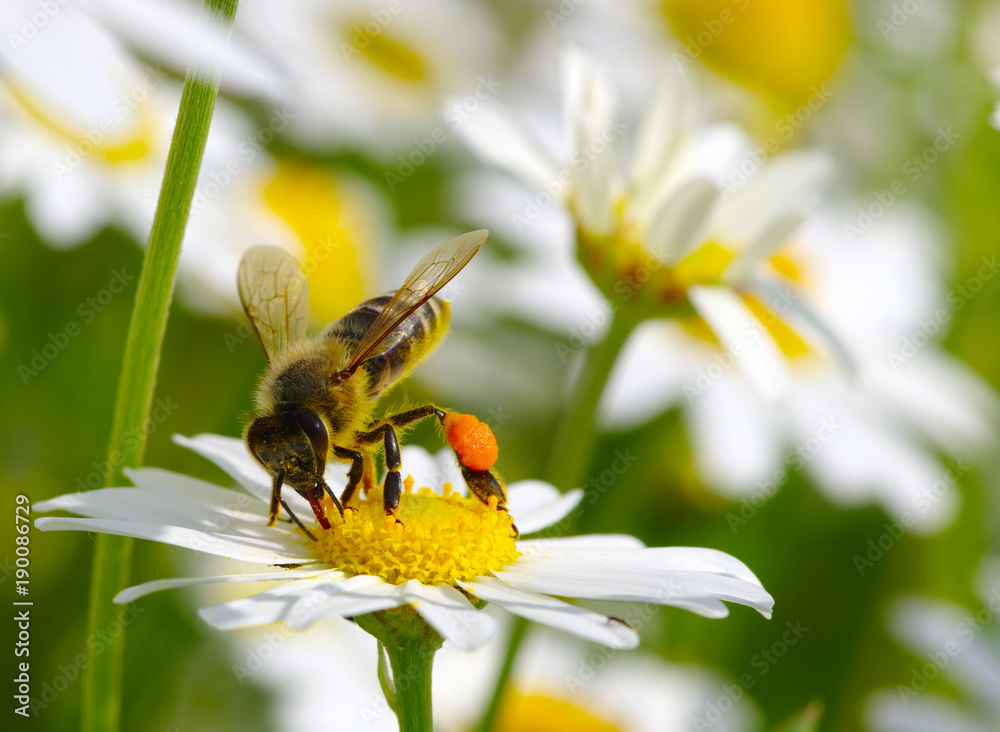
455,49 -> 998,528
233,0 -> 503,156
35,436 -> 773,652
457,47 -> 838,404
0,3 -> 178,246
603,203 -> 999,530
866,557 -> 1000,732
0,2 -> 392,320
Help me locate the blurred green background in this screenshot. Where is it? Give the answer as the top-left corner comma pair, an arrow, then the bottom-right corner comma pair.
3,0 -> 1000,730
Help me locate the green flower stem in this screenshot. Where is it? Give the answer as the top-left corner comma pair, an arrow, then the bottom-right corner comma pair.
546,309 -> 639,491
82,2 -> 238,731
356,610 -> 443,732
477,309 -> 638,732
382,641 -> 436,732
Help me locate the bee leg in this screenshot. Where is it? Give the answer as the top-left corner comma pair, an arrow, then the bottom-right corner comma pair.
334,446 -> 364,508
356,423 -> 405,516
267,468 -> 285,527
279,499 -> 316,541
376,404 -> 443,430
362,453 -> 377,495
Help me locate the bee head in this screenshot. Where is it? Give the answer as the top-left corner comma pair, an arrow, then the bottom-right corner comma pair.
246,405 -> 330,498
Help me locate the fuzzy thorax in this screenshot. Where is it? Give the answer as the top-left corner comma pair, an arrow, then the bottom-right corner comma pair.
312,477 -> 519,585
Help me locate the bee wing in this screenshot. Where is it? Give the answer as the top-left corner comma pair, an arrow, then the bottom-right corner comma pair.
344,229 -> 487,373
237,245 -> 310,363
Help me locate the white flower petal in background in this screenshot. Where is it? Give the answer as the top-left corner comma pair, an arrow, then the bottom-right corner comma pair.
866,557 -> 1000,732
234,0 -> 503,156
218,616 -> 758,732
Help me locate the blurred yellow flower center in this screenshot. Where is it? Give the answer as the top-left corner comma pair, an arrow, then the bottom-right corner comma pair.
347,26 -> 427,83
313,477 -> 519,585
3,81 -> 154,165
262,161 -> 376,324
660,0 -> 850,116
494,691 -> 623,732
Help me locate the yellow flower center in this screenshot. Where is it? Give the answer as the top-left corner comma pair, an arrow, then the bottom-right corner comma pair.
262,160 -> 377,323
345,24 -> 427,83
3,80 -> 155,166
494,691 -> 623,732
671,242 -> 812,359
312,478 -> 519,585
660,0 -> 851,116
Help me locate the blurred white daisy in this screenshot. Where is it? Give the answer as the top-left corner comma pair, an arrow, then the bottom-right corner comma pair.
603,203 -> 999,531
0,3 -> 180,246
455,49 -> 998,529
234,0 -> 503,156
225,618 -> 758,732
0,2 -> 390,318
457,47 -> 837,404
35,436 -> 773,651
866,557 -> 1000,732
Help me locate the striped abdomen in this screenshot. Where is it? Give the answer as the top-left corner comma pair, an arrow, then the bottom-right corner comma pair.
324,293 -> 451,397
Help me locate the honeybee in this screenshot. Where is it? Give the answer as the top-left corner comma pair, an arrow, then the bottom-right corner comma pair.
238,230 -> 506,535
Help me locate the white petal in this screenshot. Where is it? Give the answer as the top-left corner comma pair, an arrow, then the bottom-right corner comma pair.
83,0 -> 289,100
402,582 -> 496,650
685,376 -> 786,495
173,433 -> 314,517
688,285 -> 791,403
866,690 -> 985,732
453,103 -> 559,192
869,350 -> 1000,455
600,322 -> 698,428
35,517 -> 315,564
499,545 -> 773,619
889,597 -> 1000,707
114,567 -> 330,604
715,149 -> 833,245
283,575 -> 409,630
199,575 -> 403,630
460,576 -> 638,649
751,276 -> 858,378
723,214 -> 806,283
560,47 -> 619,235
641,178 -> 719,264
631,70 -> 694,196
125,467 -> 268,515
36,480 -> 306,545
398,446 -> 464,496
519,534 -> 645,550
506,483 -> 582,535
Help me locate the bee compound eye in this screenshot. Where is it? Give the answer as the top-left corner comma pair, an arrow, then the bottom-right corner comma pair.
293,409 -> 329,461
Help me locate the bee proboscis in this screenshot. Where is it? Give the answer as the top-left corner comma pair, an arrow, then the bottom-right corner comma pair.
238,230 -> 507,536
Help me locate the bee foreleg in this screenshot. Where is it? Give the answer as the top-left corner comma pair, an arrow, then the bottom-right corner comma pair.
279,498 -> 316,541
268,468 -> 285,527
334,446 -> 364,507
